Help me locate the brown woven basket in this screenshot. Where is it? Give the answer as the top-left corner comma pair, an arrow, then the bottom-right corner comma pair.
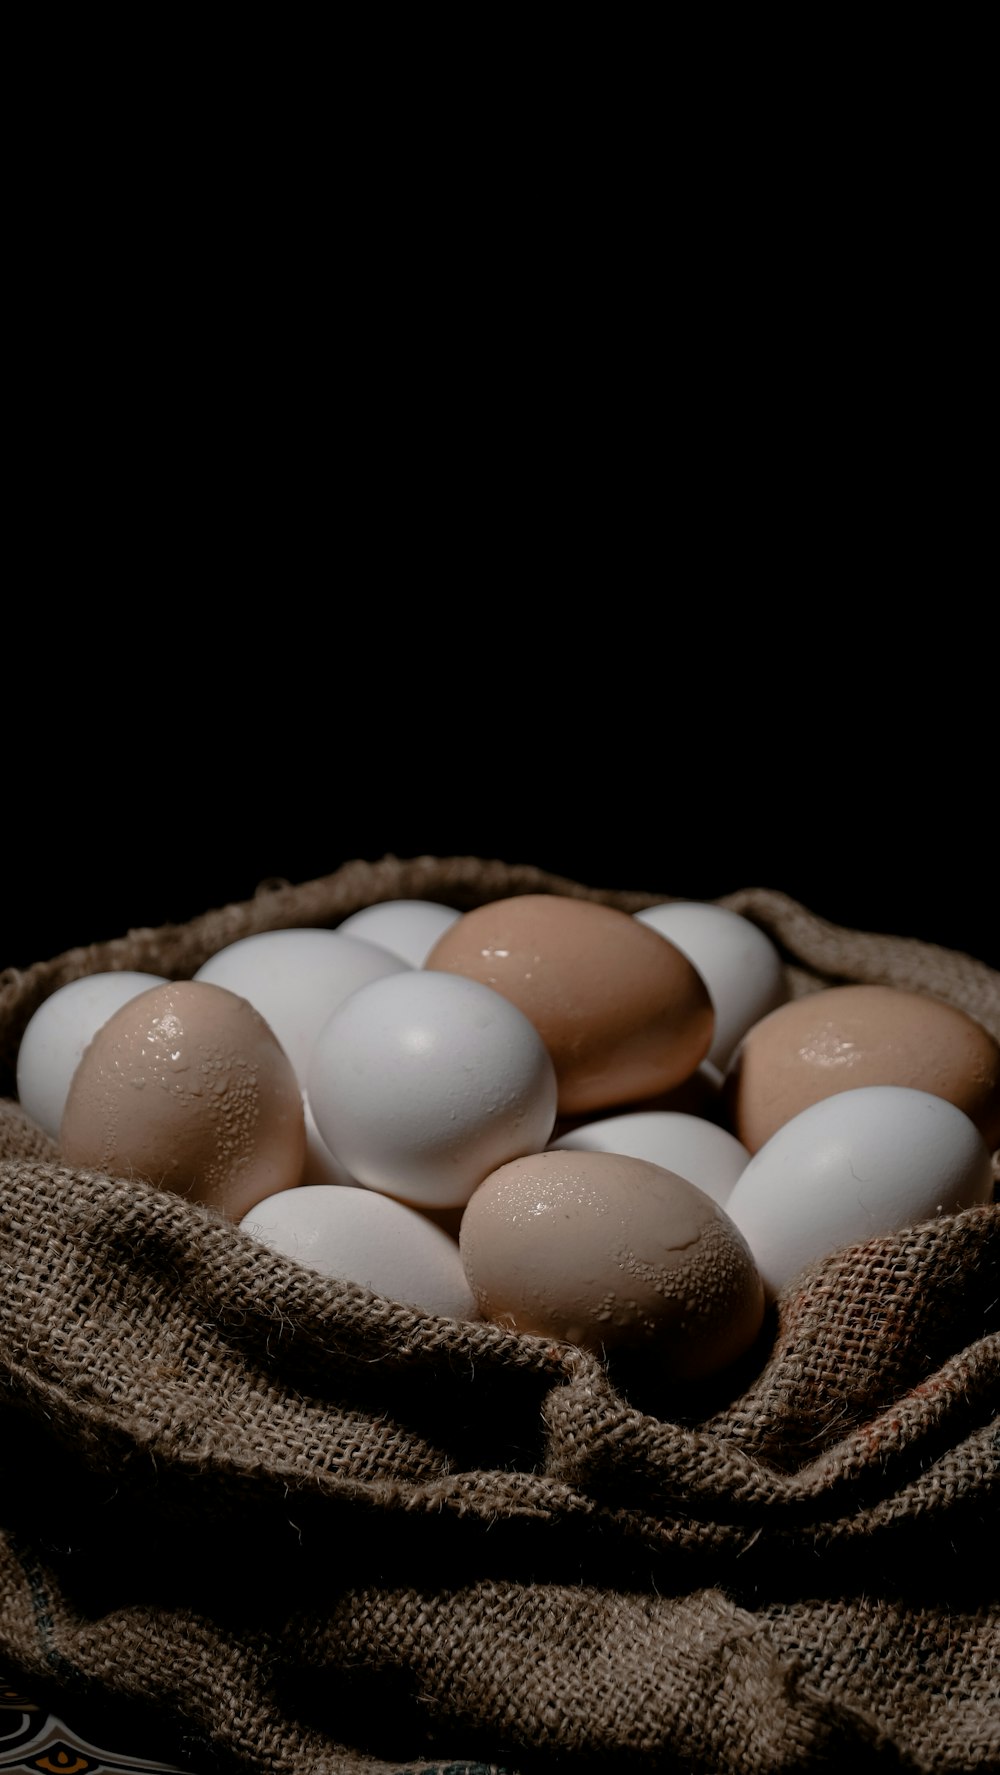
1,856 -> 998,1775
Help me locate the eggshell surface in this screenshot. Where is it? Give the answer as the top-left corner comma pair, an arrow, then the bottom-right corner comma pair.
240,1185 -> 478,1320
336,899 -> 461,967
194,928 -> 409,1085
16,970 -> 167,1137
307,970 -> 558,1208
727,983 -> 1000,1154
300,1092 -> 357,1188
723,1084 -> 994,1295
460,1148 -> 764,1379
550,1110 -> 751,1208
425,894 -> 714,1116
635,901 -> 788,1070
59,980 -> 306,1219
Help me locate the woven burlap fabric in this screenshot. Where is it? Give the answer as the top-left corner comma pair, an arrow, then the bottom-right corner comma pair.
1,856 -> 997,1774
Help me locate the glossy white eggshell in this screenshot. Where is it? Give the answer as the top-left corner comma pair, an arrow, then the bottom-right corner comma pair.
336,899 -> 462,967
300,1092 -> 357,1188
307,970 -> 558,1208
723,1084 -> 994,1295
194,928 -> 409,1085
549,1110 -> 751,1208
240,1184 -> 479,1319
634,901 -> 787,1071
16,970 -> 168,1137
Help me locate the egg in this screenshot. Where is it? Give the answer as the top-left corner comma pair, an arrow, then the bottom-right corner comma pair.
16,970 -> 168,1137
59,980 -> 306,1219
723,1085 -> 994,1295
239,1184 -> 479,1320
194,928 -> 410,1086
307,970 -> 558,1209
424,894 -> 714,1117
300,1091 -> 357,1188
335,898 -> 462,967
634,901 -> 788,1071
607,1061 -> 726,1120
459,1148 -> 764,1379
726,982 -> 1000,1154
550,1110 -> 751,1208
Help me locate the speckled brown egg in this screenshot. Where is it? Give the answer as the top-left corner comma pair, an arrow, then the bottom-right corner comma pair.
459,1148 -> 764,1380
726,982 -> 1000,1155
425,894 -> 714,1117
60,980 -> 307,1219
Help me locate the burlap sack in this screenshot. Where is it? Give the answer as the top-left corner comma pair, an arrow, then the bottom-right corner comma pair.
1,856 -> 997,1775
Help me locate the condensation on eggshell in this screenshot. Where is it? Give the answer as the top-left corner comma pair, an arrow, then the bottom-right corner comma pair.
727,982 -> 1000,1154
16,969 -> 168,1138
459,1148 -> 764,1380
549,1110 -> 751,1208
59,980 -> 307,1219
425,894 -> 715,1117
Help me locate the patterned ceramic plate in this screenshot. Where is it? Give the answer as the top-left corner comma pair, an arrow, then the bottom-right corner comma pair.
0,1671 -> 198,1773
0,1672 -> 510,1774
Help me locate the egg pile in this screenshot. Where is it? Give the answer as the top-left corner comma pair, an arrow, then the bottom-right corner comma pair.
16,893 -> 1000,1387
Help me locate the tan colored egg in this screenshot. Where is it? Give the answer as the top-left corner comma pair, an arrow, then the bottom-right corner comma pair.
727,983 -> 1000,1155
60,980 -> 307,1219
459,1148 -> 764,1380
425,894 -> 714,1117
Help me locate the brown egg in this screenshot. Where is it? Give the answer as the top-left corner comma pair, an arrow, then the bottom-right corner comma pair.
459,1148 -> 764,1380
60,980 -> 307,1219
424,894 -> 714,1117
727,983 -> 1000,1154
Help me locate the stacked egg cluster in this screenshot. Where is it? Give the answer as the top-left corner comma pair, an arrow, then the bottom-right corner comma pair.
17,894 -> 1000,1387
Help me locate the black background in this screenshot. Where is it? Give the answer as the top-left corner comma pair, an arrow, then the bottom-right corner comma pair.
4,315 -> 996,979
4,644 -> 997,975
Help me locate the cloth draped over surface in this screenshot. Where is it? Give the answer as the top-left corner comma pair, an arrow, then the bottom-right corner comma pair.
0,856 -> 997,1774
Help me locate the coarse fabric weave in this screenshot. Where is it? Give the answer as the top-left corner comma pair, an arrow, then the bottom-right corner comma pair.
1,856 -> 997,1774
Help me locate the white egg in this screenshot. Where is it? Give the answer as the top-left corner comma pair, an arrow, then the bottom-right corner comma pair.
307,970 -> 558,1209
634,901 -> 787,1071
194,928 -> 410,1085
16,970 -> 168,1137
724,1084 -> 994,1295
336,899 -> 462,967
300,1092 -> 357,1188
549,1110 -> 751,1208
240,1184 -> 479,1320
